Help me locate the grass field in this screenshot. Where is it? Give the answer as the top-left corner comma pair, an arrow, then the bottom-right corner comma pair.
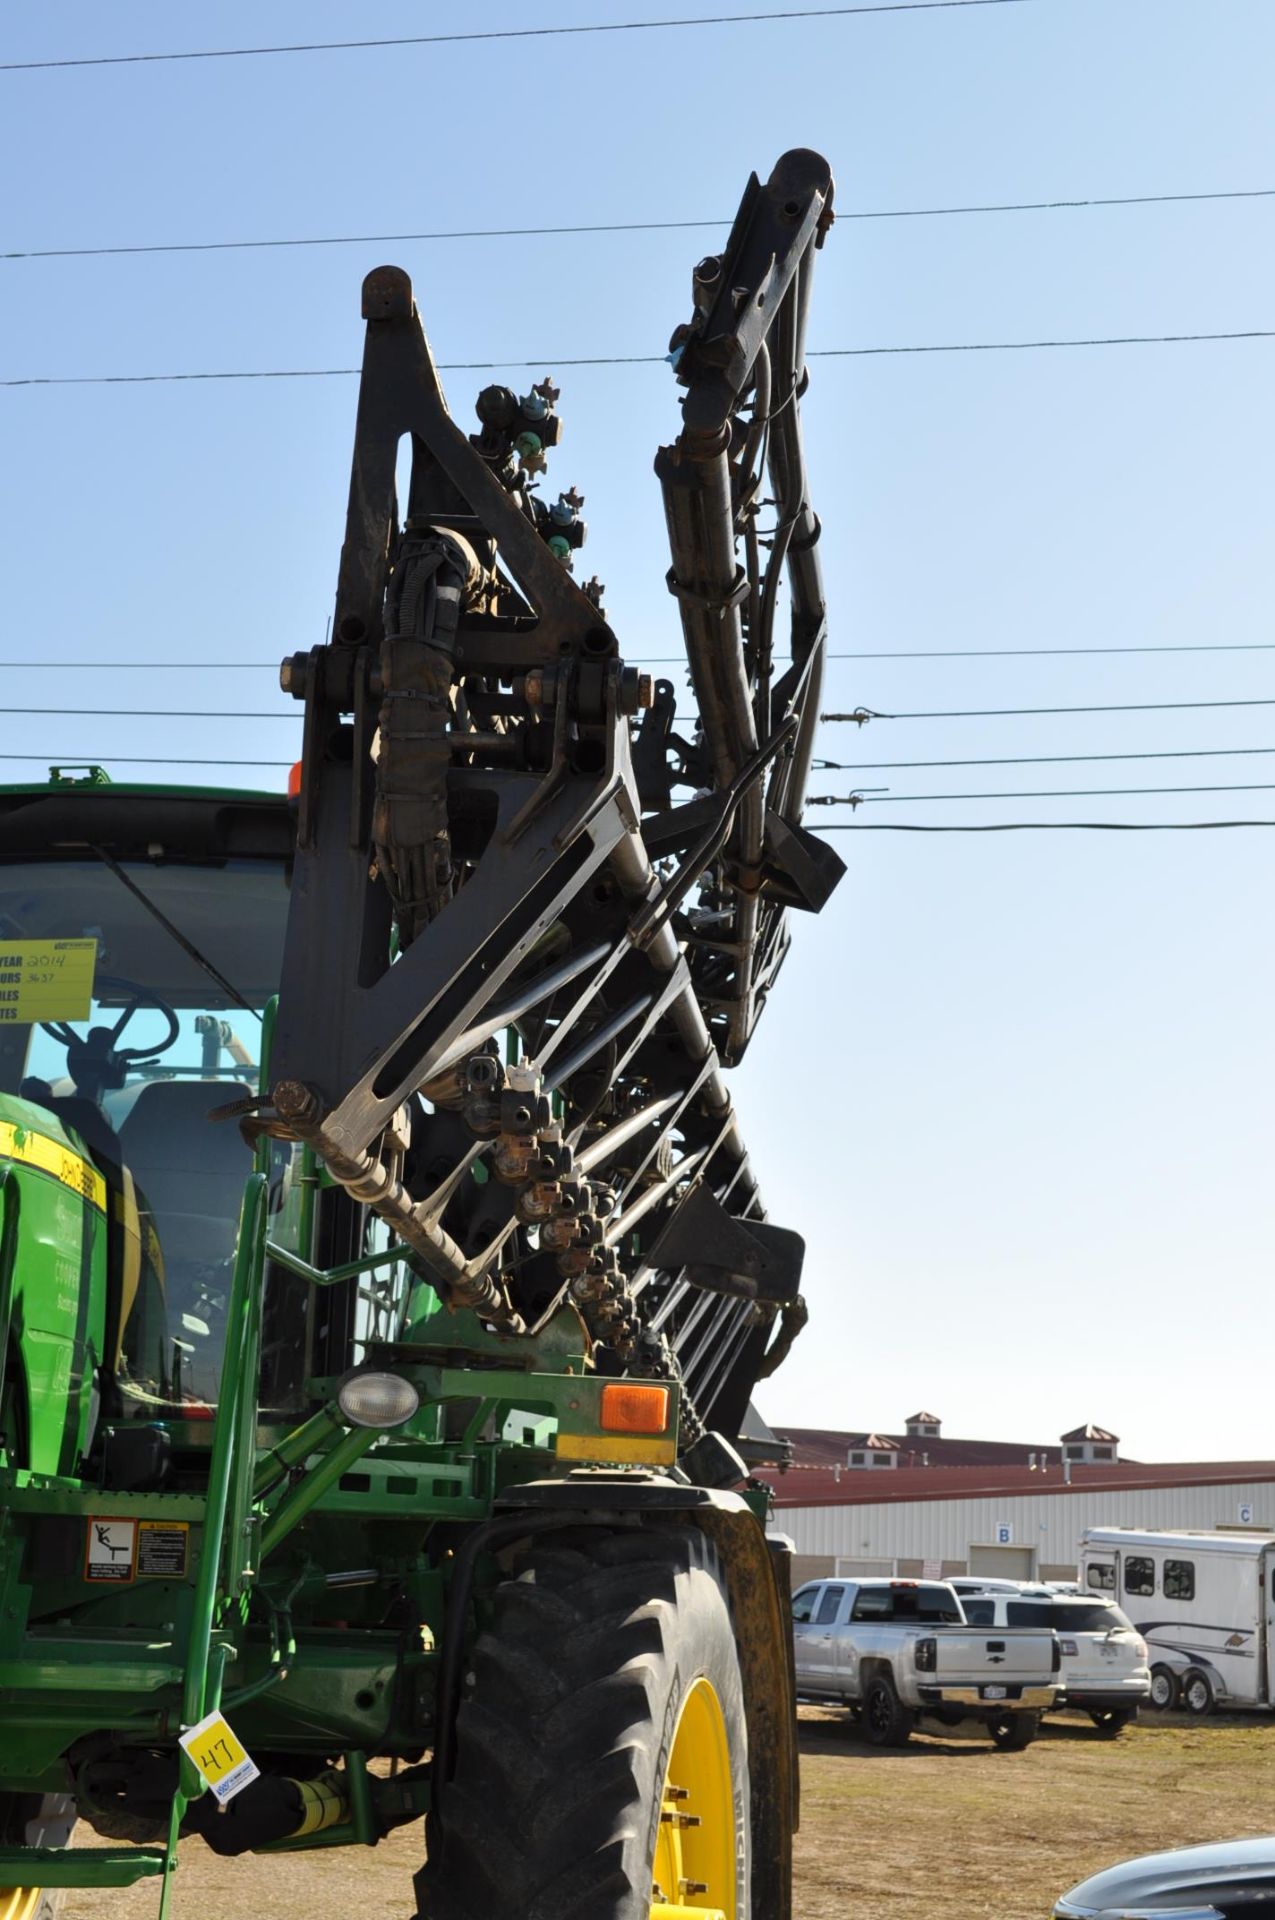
65,1709 -> 1275,1918
796,1707 -> 1275,1919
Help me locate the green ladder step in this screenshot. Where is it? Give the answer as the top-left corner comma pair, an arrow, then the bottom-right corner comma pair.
0,1845 -> 167,1888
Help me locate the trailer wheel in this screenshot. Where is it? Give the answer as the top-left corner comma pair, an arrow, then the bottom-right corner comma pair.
1182,1668 -> 1215,1716
415,1526 -> 750,1920
1149,1665 -> 1180,1711
988,1711 -> 1039,1751
861,1676 -> 913,1748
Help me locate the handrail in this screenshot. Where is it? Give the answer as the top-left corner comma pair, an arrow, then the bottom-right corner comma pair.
159,1170 -> 268,1920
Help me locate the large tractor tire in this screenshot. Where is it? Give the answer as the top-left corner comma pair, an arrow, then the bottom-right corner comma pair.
416,1526 -> 750,1920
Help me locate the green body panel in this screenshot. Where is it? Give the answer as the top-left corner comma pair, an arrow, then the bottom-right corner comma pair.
0,777 -> 718,1899
0,1093 -> 107,1479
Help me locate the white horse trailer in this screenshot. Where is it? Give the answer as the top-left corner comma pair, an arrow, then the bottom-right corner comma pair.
1080,1527 -> 1275,1715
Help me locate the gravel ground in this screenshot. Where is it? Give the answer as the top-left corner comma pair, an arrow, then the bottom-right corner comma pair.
60,1709 -> 1275,1919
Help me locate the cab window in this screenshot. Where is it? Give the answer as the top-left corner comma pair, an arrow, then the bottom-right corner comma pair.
791,1587 -> 819,1624
1124,1556 -> 1155,1596
813,1584 -> 846,1626
962,1599 -> 995,1625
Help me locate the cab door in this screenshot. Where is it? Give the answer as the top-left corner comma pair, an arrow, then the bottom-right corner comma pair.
804,1582 -> 848,1690
790,1584 -> 824,1690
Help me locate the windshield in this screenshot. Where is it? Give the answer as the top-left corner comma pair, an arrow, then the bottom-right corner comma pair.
0,855 -> 292,1414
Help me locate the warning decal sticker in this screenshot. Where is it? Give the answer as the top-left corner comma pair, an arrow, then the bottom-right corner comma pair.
0,938 -> 97,1025
138,1522 -> 190,1578
85,1518 -> 136,1583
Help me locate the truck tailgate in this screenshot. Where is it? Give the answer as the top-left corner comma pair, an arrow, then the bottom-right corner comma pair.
932,1626 -> 1056,1684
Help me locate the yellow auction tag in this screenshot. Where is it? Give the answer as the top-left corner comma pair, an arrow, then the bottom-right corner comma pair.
178,1711 -> 260,1804
0,938 -> 98,1024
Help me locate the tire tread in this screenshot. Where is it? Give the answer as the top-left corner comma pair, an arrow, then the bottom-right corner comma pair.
416,1526 -> 729,1920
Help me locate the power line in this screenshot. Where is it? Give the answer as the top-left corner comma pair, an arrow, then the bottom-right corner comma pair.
0,755 -> 291,767
0,3 -> 1032,74
1,708 -> 297,720
823,698 -> 1275,722
815,746 -> 1275,773
811,642 -> 1275,661
821,782 -> 1275,802
17,720 -> 1266,759
6,332 -> 1274,389
8,186 -> 1272,264
815,819 -> 1275,831
0,642 -> 1270,669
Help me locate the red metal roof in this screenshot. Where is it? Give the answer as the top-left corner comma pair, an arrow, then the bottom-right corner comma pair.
757,1458 -> 1275,1509
777,1424 -> 1072,1471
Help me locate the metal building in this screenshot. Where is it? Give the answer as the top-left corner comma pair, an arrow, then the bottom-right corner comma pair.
755,1417 -> 1275,1588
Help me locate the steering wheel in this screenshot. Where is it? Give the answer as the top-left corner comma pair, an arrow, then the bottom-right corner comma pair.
41,973 -> 181,1098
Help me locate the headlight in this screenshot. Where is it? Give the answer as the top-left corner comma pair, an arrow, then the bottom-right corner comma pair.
337,1369 -> 420,1429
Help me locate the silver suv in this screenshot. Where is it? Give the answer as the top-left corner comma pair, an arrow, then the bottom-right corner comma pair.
956,1586 -> 1149,1734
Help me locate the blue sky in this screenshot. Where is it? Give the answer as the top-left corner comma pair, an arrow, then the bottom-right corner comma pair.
2,1 -> 1272,1460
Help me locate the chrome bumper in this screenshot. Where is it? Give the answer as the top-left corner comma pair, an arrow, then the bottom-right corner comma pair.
932,1684 -> 1058,1710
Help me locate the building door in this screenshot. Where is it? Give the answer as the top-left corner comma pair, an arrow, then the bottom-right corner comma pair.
969,1544 -> 1036,1580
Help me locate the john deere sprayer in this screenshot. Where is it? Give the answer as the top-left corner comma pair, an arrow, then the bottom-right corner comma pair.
0,150 -> 838,1919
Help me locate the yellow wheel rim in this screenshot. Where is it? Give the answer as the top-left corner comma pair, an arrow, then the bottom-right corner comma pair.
649,1676 -> 735,1920
0,1889 -> 44,1920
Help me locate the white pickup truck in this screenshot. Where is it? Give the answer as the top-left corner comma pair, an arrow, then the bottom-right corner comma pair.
791,1576 -> 1061,1749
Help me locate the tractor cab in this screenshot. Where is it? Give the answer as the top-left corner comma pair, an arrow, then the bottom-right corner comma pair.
0,777 -> 297,1475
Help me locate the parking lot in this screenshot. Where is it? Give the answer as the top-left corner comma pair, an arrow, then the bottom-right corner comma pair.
65,1707 -> 1275,1920
795,1707 -> 1275,1919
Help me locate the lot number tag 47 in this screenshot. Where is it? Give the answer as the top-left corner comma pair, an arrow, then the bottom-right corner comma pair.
179,1712 -> 260,1805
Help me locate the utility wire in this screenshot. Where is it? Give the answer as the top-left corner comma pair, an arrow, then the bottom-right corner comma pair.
820,782 -> 1275,803
815,819 -> 1275,831
823,698 -> 1275,722
13,720 -> 1270,765
806,642 -> 1275,661
6,333 -> 1274,388
1,708 -> 298,720
815,746 -> 1275,773
0,642 -> 1270,668
8,186 -> 1272,264
0,755 -> 292,767
0,3 -> 1033,73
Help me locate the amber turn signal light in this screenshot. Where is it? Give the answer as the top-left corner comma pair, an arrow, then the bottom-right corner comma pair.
599,1383 -> 669,1435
